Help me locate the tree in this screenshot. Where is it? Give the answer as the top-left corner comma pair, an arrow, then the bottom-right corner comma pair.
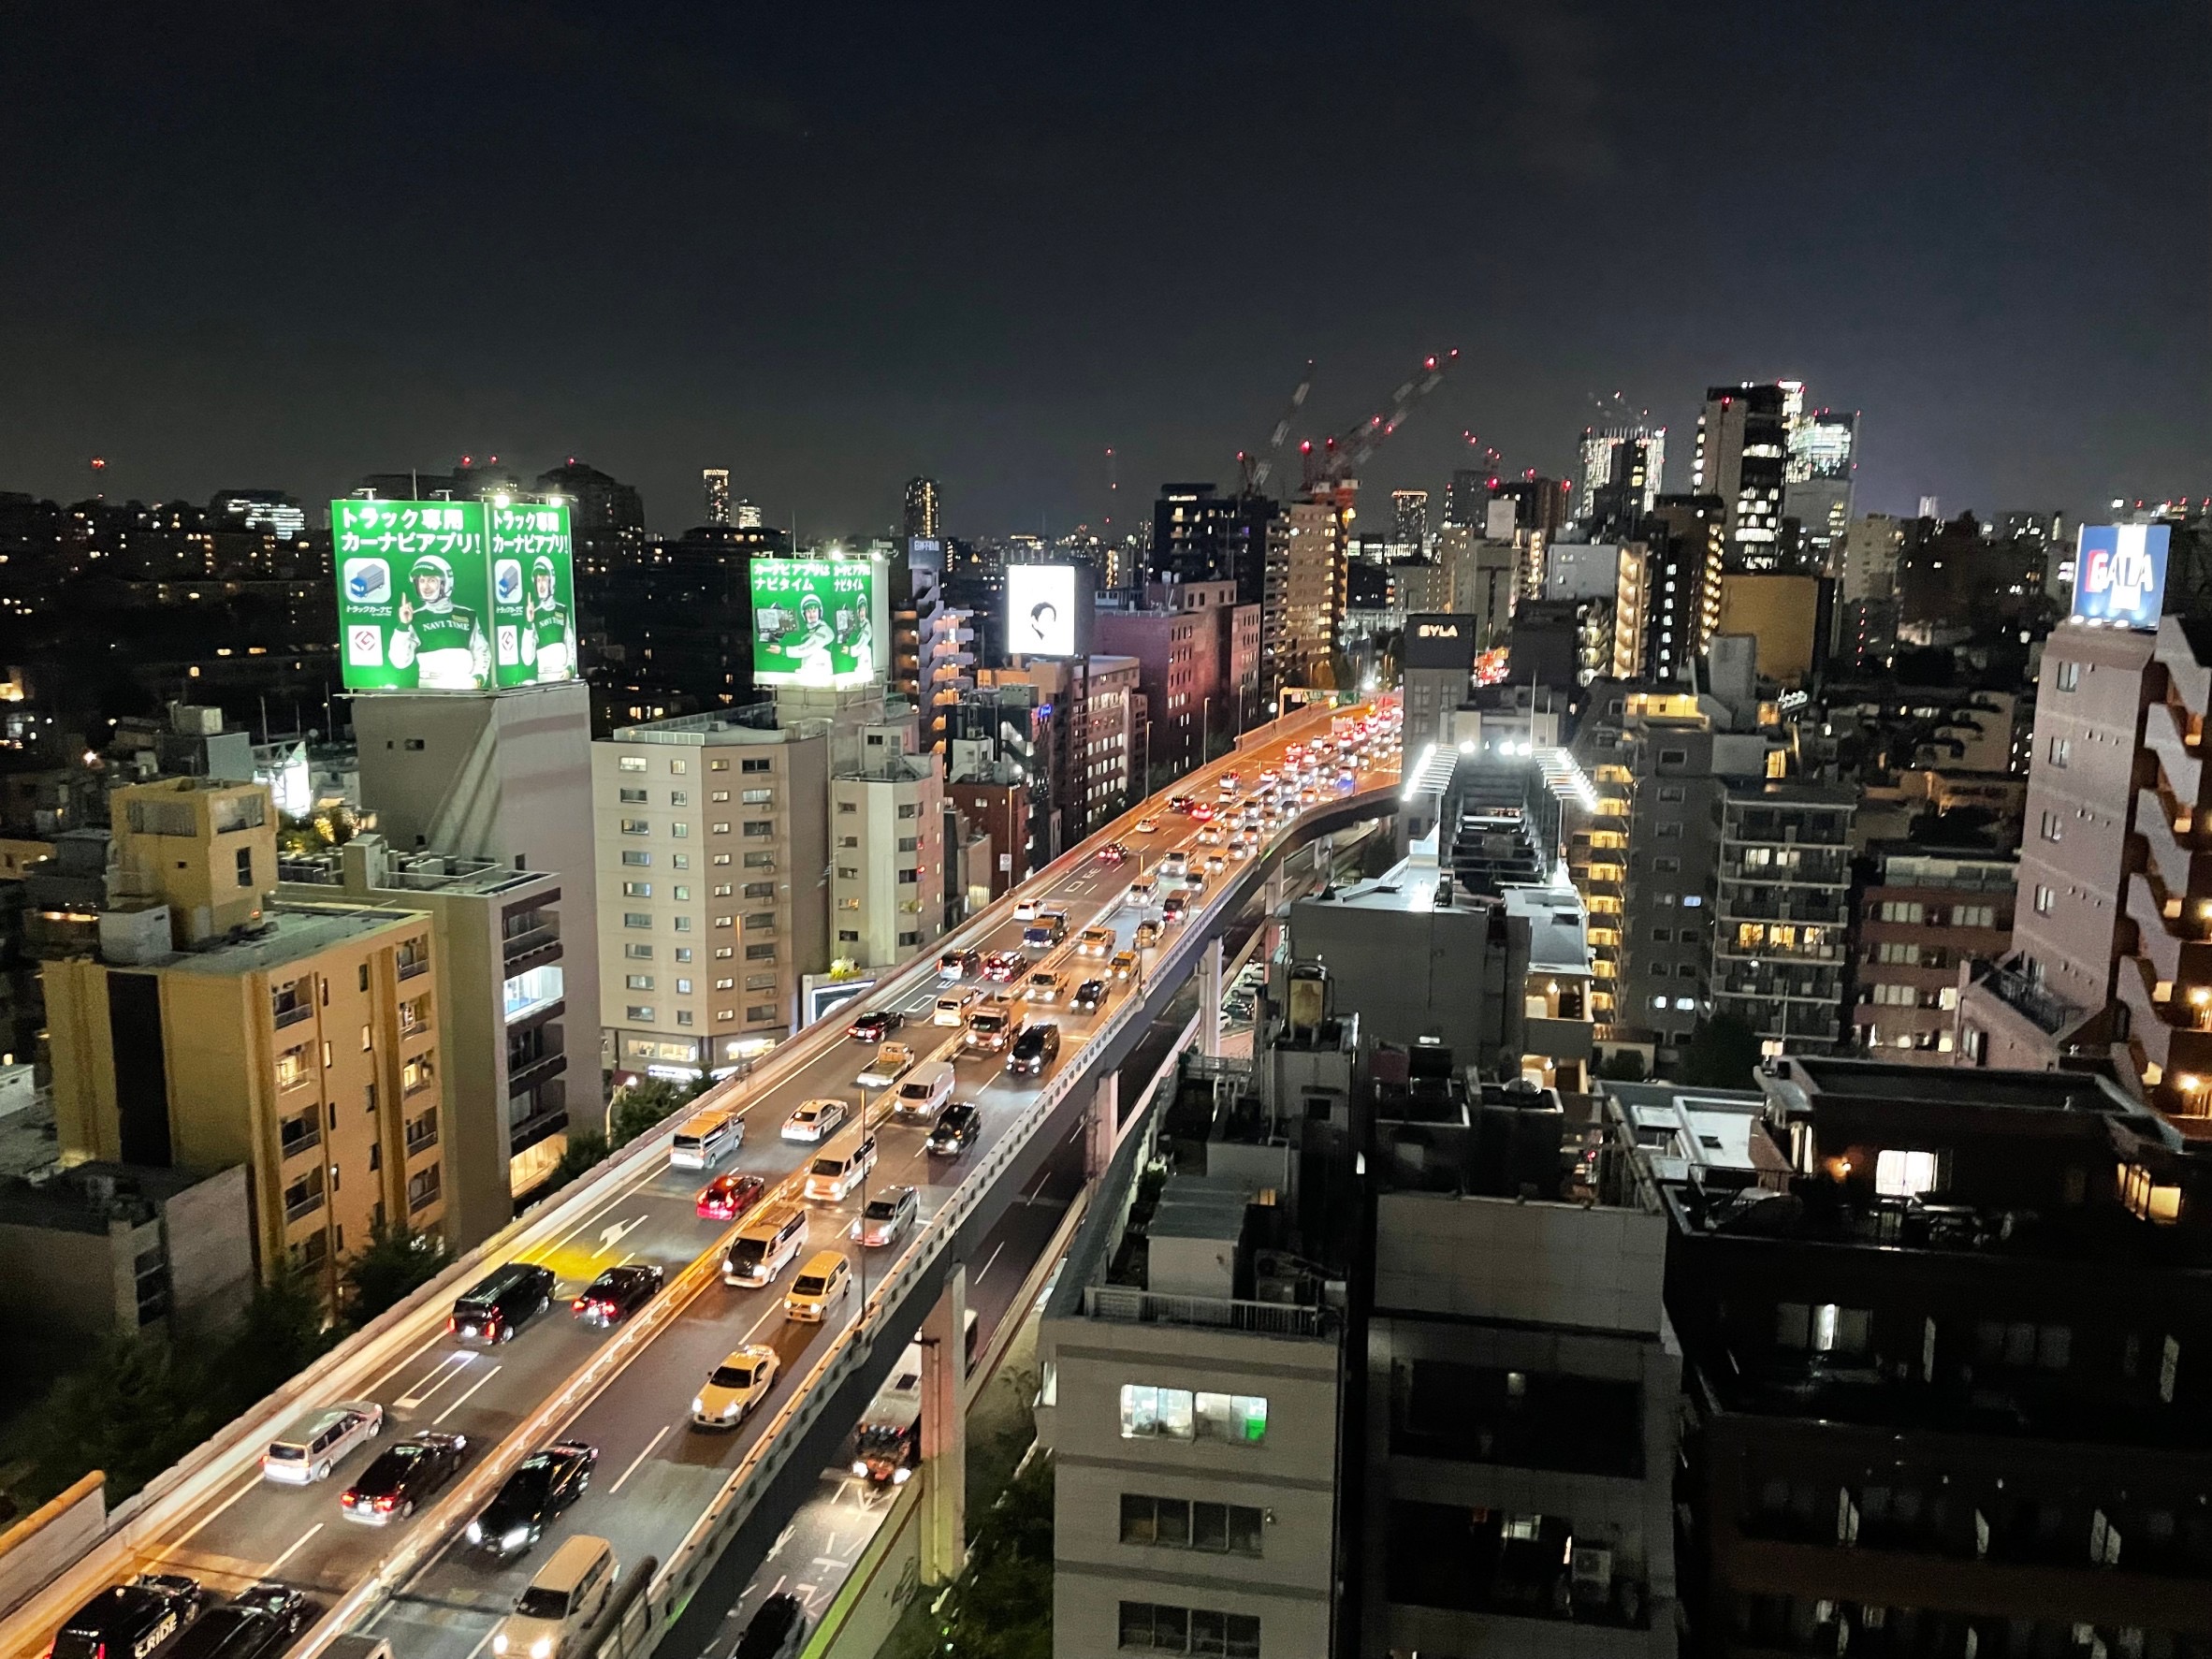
1679,1013 -> 1764,1090
342,1217 -> 454,1328
1595,1049 -> 1647,1084
553,1129 -> 610,1186
927,1453 -> 1055,1659
22,1333 -> 214,1505
219,1255 -> 334,1411
610,1078 -> 684,1147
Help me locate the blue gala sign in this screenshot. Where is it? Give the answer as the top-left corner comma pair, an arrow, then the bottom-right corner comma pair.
2072,524 -> 2170,628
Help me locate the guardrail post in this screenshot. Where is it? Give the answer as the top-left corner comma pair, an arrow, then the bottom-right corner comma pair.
918,1264 -> 968,1587
1198,935 -> 1224,1058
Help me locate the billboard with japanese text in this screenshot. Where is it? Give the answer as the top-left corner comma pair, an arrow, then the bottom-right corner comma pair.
333,500 -> 492,691
749,558 -> 884,687
488,502 -> 577,687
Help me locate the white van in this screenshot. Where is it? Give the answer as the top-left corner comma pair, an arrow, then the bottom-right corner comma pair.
668,1106 -> 742,1170
262,1401 -> 384,1483
491,1535 -> 618,1659
784,1251 -> 851,1323
892,1062 -> 955,1122
722,1200 -> 808,1288
1123,877 -> 1157,911
933,988 -> 980,1026
805,1136 -> 879,1202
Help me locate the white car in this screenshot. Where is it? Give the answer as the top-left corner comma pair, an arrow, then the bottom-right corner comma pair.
1133,817 -> 1160,835
692,1345 -> 779,1429
933,988 -> 980,1026
782,1098 -> 848,1142
1014,896 -> 1041,920
852,1186 -> 920,1247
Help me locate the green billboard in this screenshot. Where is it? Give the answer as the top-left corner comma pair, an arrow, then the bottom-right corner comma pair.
333,498 -> 577,692
749,557 -> 884,687
488,502 -> 577,687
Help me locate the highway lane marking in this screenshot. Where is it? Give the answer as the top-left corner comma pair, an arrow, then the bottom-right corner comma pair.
591,1215 -> 648,1257
169,1470 -> 264,1550
459,1623 -> 500,1659
609,1425 -> 671,1494
973,1240 -> 1008,1285
546,1158 -> 677,1256
396,1352 -> 472,1409
264,1522 -> 324,1579
433,1363 -> 503,1425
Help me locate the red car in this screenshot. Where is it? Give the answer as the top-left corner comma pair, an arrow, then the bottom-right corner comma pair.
1098,842 -> 1128,866
983,951 -> 1026,982
696,1172 -> 767,1222
1188,803 -> 1215,822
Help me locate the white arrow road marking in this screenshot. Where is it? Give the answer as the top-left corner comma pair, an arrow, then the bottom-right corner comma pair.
592,1215 -> 646,1257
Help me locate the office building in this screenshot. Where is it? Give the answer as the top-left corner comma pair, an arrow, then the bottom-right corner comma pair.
1661,1055 -> 2212,1658
1783,407 -> 1855,565
1849,850 -> 2014,1063
44,779 -> 449,1291
829,716 -> 947,970
1715,573 -> 1826,687
904,475 -> 941,541
1641,496 -> 1727,684
702,468 -> 731,527
1096,584 -> 1225,779
1714,781 -> 1857,1054
207,489 -> 307,541
2000,510 -> 2073,599
1841,513 -> 1907,605
1578,424 -> 1667,523
277,835 -> 573,1235
1399,613 -> 1478,823
1434,526 -> 1520,650
594,708 -> 830,1080
910,538 -> 978,752
1390,488 -> 1429,554
1692,384 -> 1792,566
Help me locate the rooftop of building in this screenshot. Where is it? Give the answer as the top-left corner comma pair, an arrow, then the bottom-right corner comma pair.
1867,849 -> 2017,889
1723,778 -> 1858,808
0,1159 -> 219,1235
276,838 -> 551,897
129,899 -> 423,975
606,706 -> 814,745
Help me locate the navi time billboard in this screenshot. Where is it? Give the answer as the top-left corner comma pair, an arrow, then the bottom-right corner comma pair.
749,558 -> 886,687
333,499 -> 579,692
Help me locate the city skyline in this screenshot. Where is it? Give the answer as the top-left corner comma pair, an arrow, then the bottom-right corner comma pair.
0,3 -> 2203,534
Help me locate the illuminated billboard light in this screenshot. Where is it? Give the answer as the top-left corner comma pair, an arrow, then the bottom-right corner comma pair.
750,558 -> 885,687
2072,524 -> 2170,630
1006,564 -> 1083,658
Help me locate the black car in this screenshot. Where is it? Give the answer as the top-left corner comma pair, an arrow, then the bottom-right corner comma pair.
1070,979 -> 1108,1013
166,1587 -> 310,1659
733,1593 -> 809,1659
52,1574 -> 205,1659
573,1262 -> 665,1327
449,1260 -> 557,1346
339,1432 -> 470,1524
465,1440 -> 597,1557
925,1101 -> 981,1157
844,1008 -> 904,1043
1005,1022 -> 1060,1078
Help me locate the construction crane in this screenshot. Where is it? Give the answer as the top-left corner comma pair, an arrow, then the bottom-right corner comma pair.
1299,348 -> 1460,494
1237,362 -> 1315,495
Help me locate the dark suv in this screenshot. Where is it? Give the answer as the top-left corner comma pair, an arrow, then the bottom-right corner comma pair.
573,1262 -> 665,1327
165,1587 -> 310,1659
52,1574 -> 205,1659
1005,1022 -> 1060,1078
450,1261 -> 557,1346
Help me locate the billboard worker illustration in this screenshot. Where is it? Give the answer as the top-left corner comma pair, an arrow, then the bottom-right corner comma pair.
762,589 -> 837,681
521,554 -> 574,681
1023,597 -> 1060,653
390,552 -> 491,689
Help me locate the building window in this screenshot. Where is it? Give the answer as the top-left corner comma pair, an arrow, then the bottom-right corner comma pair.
1117,1604 -> 1259,1658
620,851 -> 650,866
743,821 -> 774,837
669,759 -> 688,775
625,974 -> 653,991
746,1004 -> 776,1022
2033,884 -> 2056,915
2049,735 -> 2071,767
620,818 -> 650,836
746,943 -> 776,961
2040,810 -> 2062,842
742,758 -> 771,774
618,756 -> 647,773
622,880 -> 651,897
2056,661 -> 2081,692
627,1005 -> 655,1022
1874,1148 -> 1946,1197
1975,1319 -> 2072,1371
1118,1385 -> 1267,1444
619,788 -> 648,805
1776,1302 -> 1870,1357
624,911 -> 651,929
1120,1494 -> 1263,1556
624,942 -> 653,960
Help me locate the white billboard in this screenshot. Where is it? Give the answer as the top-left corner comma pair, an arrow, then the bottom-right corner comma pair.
1006,563 -> 1086,657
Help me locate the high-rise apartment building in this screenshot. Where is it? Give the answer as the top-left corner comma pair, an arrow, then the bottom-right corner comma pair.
1578,424 -> 1667,522
1849,850 -> 2014,1064
903,475 -> 941,541
829,718 -> 946,970
1643,496 -> 1727,683
1443,467 -> 1492,530
702,467 -> 731,527
1390,488 -> 1429,553
593,710 -> 829,1080
1692,383 -> 1792,566
1277,497 -> 1346,688
1841,513 -> 1907,604
1433,526 -> 1519,650
1714,781 -> 1857,1054
44,779 -> 449,1292
1096,584 -> 1225,779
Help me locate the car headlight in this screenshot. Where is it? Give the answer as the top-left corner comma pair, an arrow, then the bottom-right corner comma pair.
492,1637 -> 509,1655
722,1403 -> 739,1418
467,1521 -> 483,1543
691,1397 -> 706,1414
503,1526 -> 531,1550
531,1640 -> 553,1659
851,1460 -> 869,1477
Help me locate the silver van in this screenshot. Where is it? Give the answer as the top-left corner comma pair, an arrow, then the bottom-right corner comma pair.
261,1401 -> 384,1484
491,1535 -> 618,1659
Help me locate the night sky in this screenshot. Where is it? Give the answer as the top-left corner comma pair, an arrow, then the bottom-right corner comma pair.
2,1 -> 2204,536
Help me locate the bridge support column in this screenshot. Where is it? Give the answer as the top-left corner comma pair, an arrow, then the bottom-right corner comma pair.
1086,1071 -> 1118,1180
1264,861 -> 1286,919
1200,936 -> 1224,1057
920,1264 -> 968,1586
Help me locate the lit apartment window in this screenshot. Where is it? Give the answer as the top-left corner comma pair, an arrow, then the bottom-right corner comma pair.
626,1005 -> 655,1022
1118,1385 -> 1267,1444
1874,1148 -> 1946,1196
620,818 -> 650,835
622,881 -> 651,897
618,757 -> 647,773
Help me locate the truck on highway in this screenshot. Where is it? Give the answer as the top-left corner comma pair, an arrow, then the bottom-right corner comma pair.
849,1313 -> 980,1486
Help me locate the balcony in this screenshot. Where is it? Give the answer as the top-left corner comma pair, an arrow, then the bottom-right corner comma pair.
271,997 -> 313,1030
2147,699 -> 2201,806
2127,876 -> 2186,986
404,1111 -> 439,1157
502,922 -> 560,971
277,1114 -> 320,1160
396,950 -> 429,982
406,1176 -> 441,1215
283,1177 -> 324,1223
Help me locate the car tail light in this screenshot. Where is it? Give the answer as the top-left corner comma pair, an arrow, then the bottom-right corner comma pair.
376,1495 -> 397,1511
446,1317 -> 458,1332
572,1297 -> 588,1312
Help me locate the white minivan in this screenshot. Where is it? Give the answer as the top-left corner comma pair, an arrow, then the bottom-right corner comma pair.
492,1535 -> 618,1659
933,988 -> 980,1027
262,1401 -> 385,1484
892,1062 -> 955,1122
668,1106 -> 742,1170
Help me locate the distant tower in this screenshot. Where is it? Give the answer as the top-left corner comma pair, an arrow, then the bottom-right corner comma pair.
734,499 -> 763,530
1390,489 -> 1430,554
904,476 -> 942,540
702,468 -> 731,527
